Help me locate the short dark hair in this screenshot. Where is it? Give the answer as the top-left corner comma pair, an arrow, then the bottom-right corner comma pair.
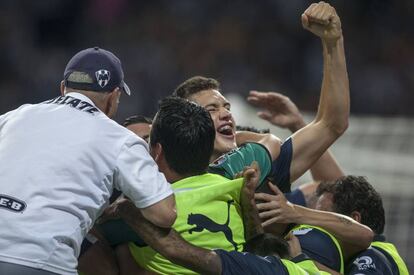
236,125 -> 270,134
244,233 -> 290,258
173,76 -> 220,99
150,97 -> 215,175
122,115 -> 153,127
316,175 -> 385,234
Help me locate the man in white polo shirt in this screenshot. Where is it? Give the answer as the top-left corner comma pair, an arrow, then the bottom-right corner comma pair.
0,47 -> 176,275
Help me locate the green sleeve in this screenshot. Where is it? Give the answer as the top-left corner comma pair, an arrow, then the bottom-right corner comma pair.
282,256 -> 330,275
208,143 -> 272,187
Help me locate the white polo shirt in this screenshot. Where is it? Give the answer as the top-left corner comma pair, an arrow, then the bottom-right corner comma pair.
0,92 -> 173,275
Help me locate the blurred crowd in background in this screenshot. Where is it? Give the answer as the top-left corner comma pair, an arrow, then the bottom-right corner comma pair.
0,0 -> 413,121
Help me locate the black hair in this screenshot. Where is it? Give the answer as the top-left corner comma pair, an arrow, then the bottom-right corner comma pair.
150,96 -> 215,175
122,115 -> 153,127
244,233 -> 290,258
173,76 -> 220,99
316,175 -> 385,234
236,125 -> 270,134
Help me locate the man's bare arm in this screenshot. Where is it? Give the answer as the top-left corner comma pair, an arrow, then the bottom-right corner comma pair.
248,91 -> 345,183
117,199 -> 222,275
289,2 -> 350,182
139,194 -> 177,228
247,90 -> 345,207
256,183 -> 373,261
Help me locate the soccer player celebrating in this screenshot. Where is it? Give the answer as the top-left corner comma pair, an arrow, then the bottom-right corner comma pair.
174,1 -> 350,195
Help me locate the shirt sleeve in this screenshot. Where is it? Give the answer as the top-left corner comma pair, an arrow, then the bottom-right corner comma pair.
208,143 -> 272,187
215,250 -> 288,274
268,138 -> 293,193
0,105 -> 27,129
114,138 -> 173,208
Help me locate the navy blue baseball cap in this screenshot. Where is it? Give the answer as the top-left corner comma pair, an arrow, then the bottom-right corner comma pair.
64,47 -> 131,95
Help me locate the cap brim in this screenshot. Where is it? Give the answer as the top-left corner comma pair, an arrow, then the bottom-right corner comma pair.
122,82 -> 131,96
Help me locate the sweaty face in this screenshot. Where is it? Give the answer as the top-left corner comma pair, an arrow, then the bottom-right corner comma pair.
126,123 -> 151,143
315,192 -> 335,212
189,89 -> 237,161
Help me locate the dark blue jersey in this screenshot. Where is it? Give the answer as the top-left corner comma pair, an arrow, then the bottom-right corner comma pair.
267,138 -> 292,193
347,247 -> 397,274
285,189 -> 306,207
215,250 -> 321,275
347,235 -> 408,275
292,225 -> 343,272
215,250 -> 288,275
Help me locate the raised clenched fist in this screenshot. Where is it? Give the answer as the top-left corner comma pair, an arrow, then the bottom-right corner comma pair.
301,1 -> 342,42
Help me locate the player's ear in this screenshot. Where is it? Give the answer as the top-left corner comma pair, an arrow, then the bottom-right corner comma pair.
151,143 -> 163,162
60,81 -> 65,96
350,211 -> 361,223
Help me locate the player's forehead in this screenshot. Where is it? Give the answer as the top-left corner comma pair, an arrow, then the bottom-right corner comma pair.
189,89 -> 230,108
126,123 -> 151,136
315,192 -> 335,211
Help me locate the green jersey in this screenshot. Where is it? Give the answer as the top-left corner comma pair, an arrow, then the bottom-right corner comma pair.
282,258 -> 330,274
208,142 -> 272,187
129,173 -> 245,275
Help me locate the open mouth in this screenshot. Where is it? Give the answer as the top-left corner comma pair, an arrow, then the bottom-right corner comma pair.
217,124 -> 234,137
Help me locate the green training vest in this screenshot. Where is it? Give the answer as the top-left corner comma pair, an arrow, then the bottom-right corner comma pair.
282,258 -> 330,274
372,241 -> 409,275
291,224 -> 345,274
130,173 -> 245,275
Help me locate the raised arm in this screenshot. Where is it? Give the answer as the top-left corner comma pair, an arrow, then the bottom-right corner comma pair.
249,2 -> 349,185
248,90 -> 344,182
288,2 -> 349,182
247,90 -> 344,207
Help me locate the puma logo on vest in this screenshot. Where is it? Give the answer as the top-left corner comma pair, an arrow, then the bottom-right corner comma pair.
187,200 -> 238,251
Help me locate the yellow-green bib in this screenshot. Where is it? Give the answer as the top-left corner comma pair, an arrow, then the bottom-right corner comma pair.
372,241 -> 409,275
130,173 -> 245,275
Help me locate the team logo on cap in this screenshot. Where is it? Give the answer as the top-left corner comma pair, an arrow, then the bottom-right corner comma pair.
95,69 -> 111,88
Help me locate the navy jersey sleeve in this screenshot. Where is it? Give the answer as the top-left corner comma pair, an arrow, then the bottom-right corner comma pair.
347,248 -> 395,275
256,138 -> 292,194
284,189 -> 306,206
292,226 -> 342,272
215,250 -> 288,275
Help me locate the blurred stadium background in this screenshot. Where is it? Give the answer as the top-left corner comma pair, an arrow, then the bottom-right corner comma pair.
1,0 -> 412,271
